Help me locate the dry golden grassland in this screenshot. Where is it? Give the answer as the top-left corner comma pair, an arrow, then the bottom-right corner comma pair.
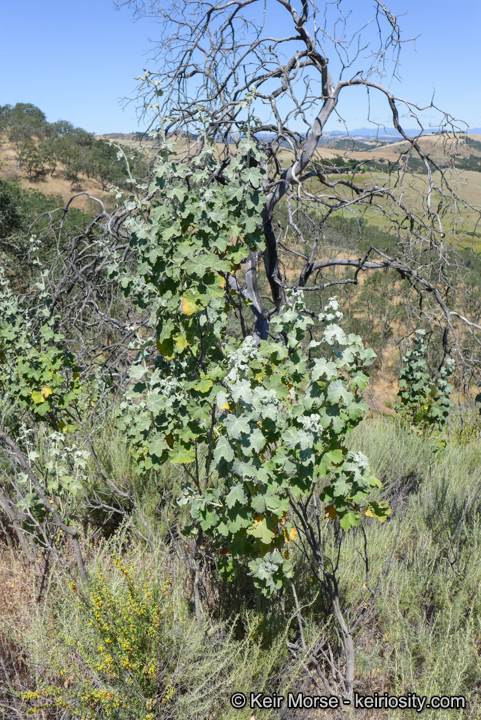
4,129 -> 481,235
0,136 -> 115,210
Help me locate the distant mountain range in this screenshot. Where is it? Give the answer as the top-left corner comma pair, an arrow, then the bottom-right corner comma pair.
319,127 -> 481,142
253,127 -> 481,144
102,127 -> 481,144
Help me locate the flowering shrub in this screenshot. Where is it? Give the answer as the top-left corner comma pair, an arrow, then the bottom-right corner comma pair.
24,558 -> 178,720
22,555 -> 289,720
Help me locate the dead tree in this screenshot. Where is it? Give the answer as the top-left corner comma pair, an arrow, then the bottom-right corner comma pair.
109,0 -> 481,382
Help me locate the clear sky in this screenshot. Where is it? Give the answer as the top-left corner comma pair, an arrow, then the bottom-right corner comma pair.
1,0 -> 480,135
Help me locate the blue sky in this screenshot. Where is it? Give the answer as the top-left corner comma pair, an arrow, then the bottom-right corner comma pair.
1,0 -> 480,135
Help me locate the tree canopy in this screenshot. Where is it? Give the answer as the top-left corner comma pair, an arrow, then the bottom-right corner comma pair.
0,102 -> 146,189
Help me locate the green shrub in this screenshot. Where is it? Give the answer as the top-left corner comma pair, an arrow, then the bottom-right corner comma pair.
395,330 -> 454,434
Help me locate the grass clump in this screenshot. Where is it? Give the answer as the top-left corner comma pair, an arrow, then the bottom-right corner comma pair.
342,418 -> 481,717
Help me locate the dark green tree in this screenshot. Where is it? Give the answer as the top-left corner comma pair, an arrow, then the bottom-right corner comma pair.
18,139 -> 45,180
0,179 -> 23,239
7,103 -> 48,166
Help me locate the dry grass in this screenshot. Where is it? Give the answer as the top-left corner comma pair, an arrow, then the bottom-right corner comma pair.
4,129 -> 481,226
0,547 -> 38,718
318,133 -> 481,163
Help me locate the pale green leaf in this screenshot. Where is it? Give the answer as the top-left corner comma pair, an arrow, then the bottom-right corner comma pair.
170,447 -> 196,464
247,518 -> 275,545
226,484 -> 247,508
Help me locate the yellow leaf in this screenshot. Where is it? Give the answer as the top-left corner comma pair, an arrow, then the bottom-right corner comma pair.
219,402 -> 230,411
31,391 -> 45,404
283,525 -> 298,543
180,296 -> 198,316
325,504 -> 338,519
41,385 -> 53,398
175,333 -> 189,351
365,506 -> 376,518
